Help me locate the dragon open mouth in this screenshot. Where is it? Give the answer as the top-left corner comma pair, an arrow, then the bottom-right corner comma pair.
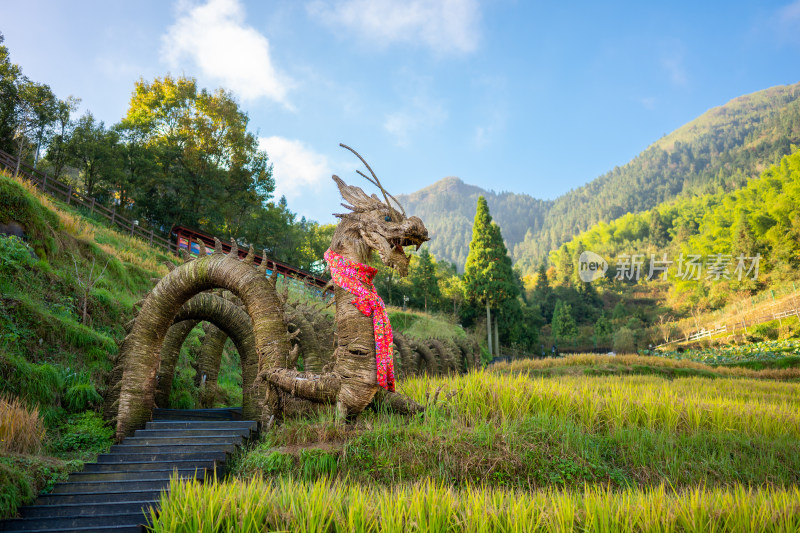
391,237 -> 423,252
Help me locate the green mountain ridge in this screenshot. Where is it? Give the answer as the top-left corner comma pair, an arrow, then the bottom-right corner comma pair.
400,81 -> 800,273
396,177 -> 551,271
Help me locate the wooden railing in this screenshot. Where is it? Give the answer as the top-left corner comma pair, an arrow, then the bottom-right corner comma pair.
656,302 -> 800,348
0,149 -> 179,254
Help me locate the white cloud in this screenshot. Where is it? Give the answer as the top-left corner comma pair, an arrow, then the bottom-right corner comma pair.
307,0 -> 481,55
162,0 -> 292,106
660,41 -> 688,87
259,137 -> 332,201
776,0 -> 800,45
383,97 -> 447,147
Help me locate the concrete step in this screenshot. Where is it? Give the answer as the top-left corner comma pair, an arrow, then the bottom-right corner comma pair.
51,478 -> 172,494
134,427 -> 251,438
35,489 -> 163,505
122,435 -> 243,446
96,450 -> 229,463
19,500 -> 157,519
145,420 -> 257,431
82,459 -> 219,472
66,468 -> 207,483
0,512 -> 148,531
110,443 -> 237,454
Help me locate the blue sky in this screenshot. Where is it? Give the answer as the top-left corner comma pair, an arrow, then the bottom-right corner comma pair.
3,0 -> 800,224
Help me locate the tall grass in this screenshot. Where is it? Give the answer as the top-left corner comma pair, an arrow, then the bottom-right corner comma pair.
399,371 -> 800,438
149,475 -> 800,533
0,396 -> 45,454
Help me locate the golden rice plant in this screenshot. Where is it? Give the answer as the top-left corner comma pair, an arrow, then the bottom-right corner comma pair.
0,395 -> 45,454
149,475 -> 800,533
399,371 -> 800,438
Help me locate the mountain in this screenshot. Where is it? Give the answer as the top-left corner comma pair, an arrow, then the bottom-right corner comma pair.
513,81 -> 800,273
396,177 -> 550,271
401,82 -> 800,273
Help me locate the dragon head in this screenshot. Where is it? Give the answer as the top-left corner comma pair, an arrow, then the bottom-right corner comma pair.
330,144 -> 429,277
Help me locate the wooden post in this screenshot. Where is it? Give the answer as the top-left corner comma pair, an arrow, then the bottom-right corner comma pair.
149,229 -> 154,245
111,207 -> 116,225
486,301 -> 492,358
66,184 -> 72,205
42,173 -> 48,191
130,220 -> 135,236
90,197 -> 95,215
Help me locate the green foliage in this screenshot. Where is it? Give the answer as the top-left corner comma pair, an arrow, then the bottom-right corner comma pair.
0,455 -> 73,520
63,383 -> 102,412
463,197 -> 519,308
658,339 -> 800,366
613,327 -> 636,353
0,177 -> 59,257
552,300 -> 578,341
49,411 -> 113,458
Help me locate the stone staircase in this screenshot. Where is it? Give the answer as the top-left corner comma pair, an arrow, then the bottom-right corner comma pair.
0,408 -> 257,533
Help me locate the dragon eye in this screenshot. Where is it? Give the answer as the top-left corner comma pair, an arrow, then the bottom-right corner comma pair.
384,215 -> 392,222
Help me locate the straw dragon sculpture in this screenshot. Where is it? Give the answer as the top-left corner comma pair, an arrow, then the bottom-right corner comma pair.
106,144 -> 454,440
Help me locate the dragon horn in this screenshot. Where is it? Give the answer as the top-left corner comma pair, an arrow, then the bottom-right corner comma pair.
339,143 -> 406,217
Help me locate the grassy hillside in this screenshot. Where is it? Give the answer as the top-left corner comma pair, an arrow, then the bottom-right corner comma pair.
0,170 -> 178,517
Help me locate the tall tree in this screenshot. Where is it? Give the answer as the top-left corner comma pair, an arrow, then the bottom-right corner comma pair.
463,196 -> 519,355
65,112 -> 120,198
43,95 -> 80,179
411,248 -> 440,312
118,75 -> 273,234
551,300 -> 578,343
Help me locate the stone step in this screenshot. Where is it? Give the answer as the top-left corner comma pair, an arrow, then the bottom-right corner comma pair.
96,450 -> 229,463
19,500 -> 157,519
134,427 -> 251,438
122,435 -> 243,446
0,525 -> 142,533
66,468 -> 207,483
0,512 -> 148,531
51,478 -> 172,494
82,459 -> 219,472
145,420 -> 257,431
110,443 -> 237,454
152,407 -> 241,421
35,489 -> 163,506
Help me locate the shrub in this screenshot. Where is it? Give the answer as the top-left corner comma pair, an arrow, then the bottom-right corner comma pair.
0,235 -> 35,274
64,383 -> 103,412
0,395 -> 46,454
50,411 -> 113,456
613,327 -> 635,353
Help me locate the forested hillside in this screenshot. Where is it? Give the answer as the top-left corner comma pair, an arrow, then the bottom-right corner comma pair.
400,82 -> 800,273
396,177 -> 551,270
550,147 -> 800,314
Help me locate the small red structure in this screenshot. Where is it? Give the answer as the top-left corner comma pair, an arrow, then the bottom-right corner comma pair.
172,225 -> 330,292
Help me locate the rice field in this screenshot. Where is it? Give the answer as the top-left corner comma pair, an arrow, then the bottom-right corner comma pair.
398,369 -> 800,439
150,358 -> 800,531
149,476 -> 800,533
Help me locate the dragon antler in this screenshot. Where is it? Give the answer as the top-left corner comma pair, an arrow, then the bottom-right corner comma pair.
339,143 -> 406,217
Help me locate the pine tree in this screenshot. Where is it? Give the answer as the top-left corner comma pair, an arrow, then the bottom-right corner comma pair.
411,248 -> 440,312
463,196 -> 519,354
551,300 -> 578,341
